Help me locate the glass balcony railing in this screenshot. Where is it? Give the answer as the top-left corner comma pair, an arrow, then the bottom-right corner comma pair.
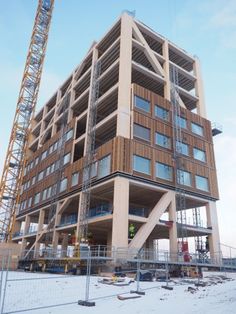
129,207 -> 148,218
58,214 -> 77,227
88,204 -> 112,218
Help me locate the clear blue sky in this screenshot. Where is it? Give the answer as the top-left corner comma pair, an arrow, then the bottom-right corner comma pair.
0,0 -> 235,253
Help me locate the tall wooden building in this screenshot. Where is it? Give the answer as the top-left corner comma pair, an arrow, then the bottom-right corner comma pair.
13,13 -> 221,261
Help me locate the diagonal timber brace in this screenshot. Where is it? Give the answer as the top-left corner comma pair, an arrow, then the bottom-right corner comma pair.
128,191 -> 175,250
132,21 -> 165,78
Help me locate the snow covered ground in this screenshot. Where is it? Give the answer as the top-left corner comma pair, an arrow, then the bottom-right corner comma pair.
1,271 -> 236,314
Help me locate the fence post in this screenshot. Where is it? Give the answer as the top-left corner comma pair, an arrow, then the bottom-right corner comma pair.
0,256 -> 5,312
130,251 -> 145,295
78,248 -> 95,307
1,253 -> 11,314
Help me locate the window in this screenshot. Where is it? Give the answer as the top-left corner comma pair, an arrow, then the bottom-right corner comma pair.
156,162 -> 173,181
38,170 -> 44,181
35,156 -> 39,166
155,105 -> 169,121
133,124 -> 150,141
31,176 -> 36,185
98,155 -> 111,179
41,150 -> 47,160
193,148 -> 206,162
71,172 -> 79,187
47,186 -> 52,198
176,141 -> 189,156
50,163 -> 55,173
53,141 -> 58,152
46,166 -> 50,176
34,192 -> 41,205
191,122 -> 203,136
155,133 -> 171,149
133,155 -> 151,175
42,189 -> 47,201
134,95 -> 150,113
63,153 -> 71,165
177,169 -> 192,186
195,175 -> 209,191
65,129 -> 73,141
59,178 -> 68,192
175,116 -> 187,129
28,197 -> 32,208
49,145 -> 54,155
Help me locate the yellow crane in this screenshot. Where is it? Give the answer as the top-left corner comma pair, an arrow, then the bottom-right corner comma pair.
0,0 -> 55,242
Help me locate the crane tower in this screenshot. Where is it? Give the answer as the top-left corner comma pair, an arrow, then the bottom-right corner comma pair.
0,0 -> 54,242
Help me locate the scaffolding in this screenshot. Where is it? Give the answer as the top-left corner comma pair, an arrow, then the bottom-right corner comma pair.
78,60 -> 101,243
0,0 -> 54,242
170,65 -> 188,252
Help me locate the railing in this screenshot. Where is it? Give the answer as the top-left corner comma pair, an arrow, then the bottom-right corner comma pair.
19,245 -> 236,270
58,214 -> 77,227
129,207 -> 148,217
88,204 -> 112,218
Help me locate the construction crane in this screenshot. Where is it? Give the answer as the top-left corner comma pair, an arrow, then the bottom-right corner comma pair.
0,0 -> 54,242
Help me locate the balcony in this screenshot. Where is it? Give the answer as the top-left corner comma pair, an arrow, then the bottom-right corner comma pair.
88,204 -> 112,219
58,214 -> 77,227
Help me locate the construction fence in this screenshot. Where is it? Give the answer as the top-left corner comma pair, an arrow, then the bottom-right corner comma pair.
0,246 -> 235,313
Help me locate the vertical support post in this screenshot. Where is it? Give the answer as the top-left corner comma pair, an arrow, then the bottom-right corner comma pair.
193,57 -> 207,118
163,39 -> 171,101
206,201 -> 221,264
117,12 -> 133,138
111,177 -> 129,249
168,195 -> 178,261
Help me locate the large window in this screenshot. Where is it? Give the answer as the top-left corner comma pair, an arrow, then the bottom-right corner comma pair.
155,133 -> 171,149
38,170 -> 44,181
156,162 -> 173,181
133,155 -> 151,175
31,176 -> 36,185
98,155 -> 111,179
63,153 -> 71,165
175,116 -> 187,129
155,105 -> 169,121
41,150 -> 47,160
134,95 -> 150,113
193,148 -> 206,162
59,178 -> 68,192
195,175 -> 209,191
177,169 -> 192,186
191,122 -> 203,136
71,172 -> 79,187
133,124 -> 150,141
65,129 -> 73,141
42,189 -> 47,201
34,192 -> 41,205
176,141 -> 189,156
28,197 -> 32,208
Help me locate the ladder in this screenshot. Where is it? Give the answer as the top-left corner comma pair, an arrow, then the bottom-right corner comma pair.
170,65 -> 188,249
78,60 -> 101,243
192,207 -> 208,260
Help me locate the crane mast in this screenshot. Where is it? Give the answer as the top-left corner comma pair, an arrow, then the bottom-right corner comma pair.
0,0 -> 54,242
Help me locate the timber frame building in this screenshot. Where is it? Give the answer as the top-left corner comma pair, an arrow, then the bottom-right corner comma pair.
13,13 -> 221,261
